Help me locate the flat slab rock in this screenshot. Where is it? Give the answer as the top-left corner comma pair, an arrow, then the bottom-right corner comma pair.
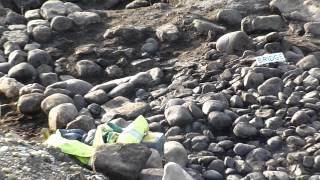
102,96 -> 150,121
91,143 -> 151,180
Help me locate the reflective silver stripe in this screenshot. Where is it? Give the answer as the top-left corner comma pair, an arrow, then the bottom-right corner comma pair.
124,128 -> 144,140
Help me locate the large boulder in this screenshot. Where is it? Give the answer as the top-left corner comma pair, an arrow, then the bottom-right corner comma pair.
91,143 -> 151,180
48,103 -> 78,130
192,19 -> 226,35
296,55 -> 320,70
27,49 -> 52,67
241,15 -> 284,34
162,162 -> 194,180
164,105 -> 193,127
102,96 -> 150,121
0,76 -> 24,98
270,0 -> 320,22
75,60 -> 103,78
304,22 -> 320,36
257,77 -> 283,96
8,62 -> 37,84
68,11 -> 101,26
17,93 -> 44,114
207,111 -> 233,130
216,31 -> 252,54
156,24 -> 179,42
164,141 -> 188,167
47,79 -> 93,96
40,0 -> 67,20
2,30 -> 29,47
66,115 -> 96,132
50,16 -> 73,31
41,93 -> 74,114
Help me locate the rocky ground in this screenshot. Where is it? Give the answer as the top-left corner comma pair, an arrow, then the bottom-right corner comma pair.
1,0 -> 320,180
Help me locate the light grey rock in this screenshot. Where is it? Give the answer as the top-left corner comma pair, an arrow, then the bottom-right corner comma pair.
64,2 -> 82,14
186,102 -> 204,119
296,55 -> 320,70
8,50 -> 27,65
41,93 -> 74,114
246,148 -> 271,162
156,24 -> 179,42
102,96 -> 149,120
309,68 -> 320,80
304,22 -> 320,37
313,155 -> 320,170
17,92 -> 44,114
39,73 -> 58,87
241,15 -> 284,34
164,105 -> 193,127
40,0 -> 67,20
5,11 -> 26,25
233,143 -> 256,156
27,49 -> 52,67
140,168 -> 163,180
257,77 -> 283,96
84,89 -> 109,105
141,38 -> 159,54
125,0 -> 149,9
243,71 -> 264,89
0,63 -> 12,74
265,116 -> 283,129
24,9 -> 41,21
66,115 -> 96,132
203,170 -> 223,180
192,19 -> 226,35
8,62 -> 37,83
303,75 -> 319,87
243,172 -> 266,180
291,110 -> 311,125
19,83 -> 45,96
2,30 -> 29,46
270,0 -> 320,22
50,16 -> 73,31
47,79 -> 93,96
103,25 -> 150,42
145,149 -> 162,168
216,9 -> 242,26
162,162 -> 193,180
207,159 -> 225,174
105,65 -> 123,78
295,125 -> 316,137
68,12 -> 101,26
37,64 -> 53,74
234,160 -> 252,174
91,143 -> 151,180
0,76 -> 24,98
32,25 -> 52,42
27,19 -> 49,34
48,103 -> 78,130
233,122 -> 258,138
208,111 -> 233,130
75,60 -> 102,78
164,141 -> 188,167
107,82 -> 134,98
263,171 -> 289,180
3,41 -> 21,56
216,31 -> 252,54
230,95 -> 244,108
286,136 -> 306,147
202,100 -> 228,114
